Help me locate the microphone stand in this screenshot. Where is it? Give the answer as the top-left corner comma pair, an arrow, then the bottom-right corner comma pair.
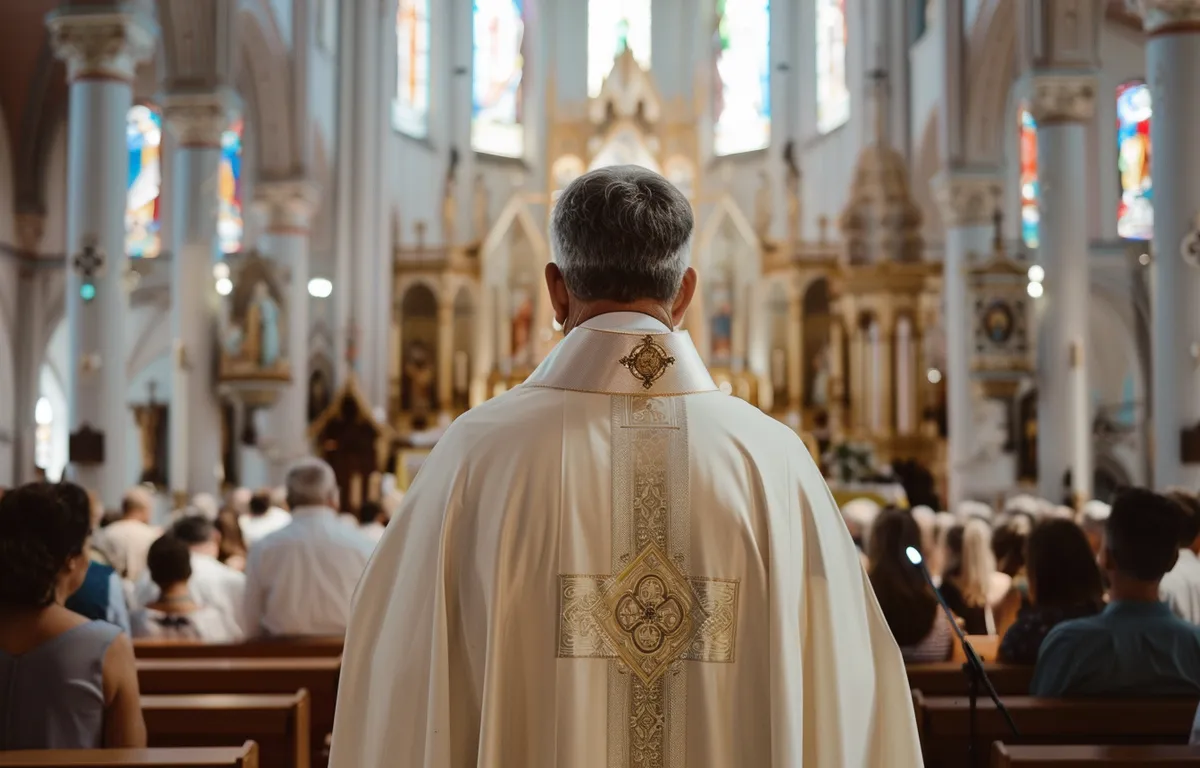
911,554 -> 1019,768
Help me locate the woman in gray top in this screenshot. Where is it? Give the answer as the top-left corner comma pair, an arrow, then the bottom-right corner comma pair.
0,482 -> 146,749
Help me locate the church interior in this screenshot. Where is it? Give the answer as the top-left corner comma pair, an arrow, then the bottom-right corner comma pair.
6,0 -> 1200,763
0,0 -> 1171,513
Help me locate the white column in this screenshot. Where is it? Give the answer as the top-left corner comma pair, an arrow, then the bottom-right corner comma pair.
162,91 -> 230,497
1031,76 -> 1095,503
934,171 -> 1001,510
48,7 -> 154,506
257,180 -> 320,478
1137,0 -> 1200,488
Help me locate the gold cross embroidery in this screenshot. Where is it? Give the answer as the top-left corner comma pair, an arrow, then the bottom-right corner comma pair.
557,396 -> 739,768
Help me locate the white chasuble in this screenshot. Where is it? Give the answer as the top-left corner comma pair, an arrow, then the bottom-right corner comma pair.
329,312 -> 922,768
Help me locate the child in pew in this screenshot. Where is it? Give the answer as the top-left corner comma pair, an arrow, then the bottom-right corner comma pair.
0,482 -> 146,749
130,535 -> 234,643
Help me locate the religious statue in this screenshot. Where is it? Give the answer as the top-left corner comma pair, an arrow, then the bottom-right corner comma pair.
809,346 -> 831,409
511,293 -> 534,366
443,148 -> 459,246
403,341 -> 437,417
236,281 -> 281,368
754,170 -> 773,242
472,173 -> 489,244
784,140 -> 802,244
308,368 -> 332,424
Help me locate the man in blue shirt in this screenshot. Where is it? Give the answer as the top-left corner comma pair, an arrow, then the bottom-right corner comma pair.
1032,488 -> 1200,697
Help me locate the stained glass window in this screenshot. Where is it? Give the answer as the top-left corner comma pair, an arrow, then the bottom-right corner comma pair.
588,0 -> 651,98
471,0 -> 525,158
126,104 -> 163,258
713,0 -> 770,156
1117,80 -> 1153,241
1019,107 -> 1039,249
815,0 -> 848,134
394,0 -> 431,138
218,119 -> 243,255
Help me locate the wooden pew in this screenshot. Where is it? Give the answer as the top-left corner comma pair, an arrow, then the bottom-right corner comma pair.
907,662 -> 1035,697
137,659 -> 338,762
914,693 -> 1198,768
143,694 -> 307,768
134,638 -> 343,660
992,743 -> 1200,767
0,744 -> 258,768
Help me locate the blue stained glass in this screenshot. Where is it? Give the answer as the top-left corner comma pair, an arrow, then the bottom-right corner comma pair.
125,104 -> 163,258
1116,81 -> 1153,241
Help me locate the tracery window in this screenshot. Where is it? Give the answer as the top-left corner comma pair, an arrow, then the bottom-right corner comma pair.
218,119 -> 244,255
126,104 -> 163,258
815,0 -> 848,134
1116,80 -> 1152,241
714,0 -> 771,156
1018,107 -> 1039,250
588,0 -> 651,97
394,0 -> 432,138
472,0 -> 525,157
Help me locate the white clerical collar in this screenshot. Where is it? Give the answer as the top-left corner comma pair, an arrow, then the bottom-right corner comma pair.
580,311 -> 672,334
524,313 -> 715,396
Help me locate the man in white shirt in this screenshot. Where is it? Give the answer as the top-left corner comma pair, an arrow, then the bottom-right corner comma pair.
239,490 -> 291,546
133,514 -> 247,639
96,486 -> 161,581
1161,491 -> 1200,624
243,458 -> 376,637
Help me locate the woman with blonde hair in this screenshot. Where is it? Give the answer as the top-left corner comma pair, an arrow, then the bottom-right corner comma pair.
940,518 -> 1017,635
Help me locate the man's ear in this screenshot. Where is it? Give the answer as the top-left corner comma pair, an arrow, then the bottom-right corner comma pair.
670,267 -> 698,327
545,263 -> 571,325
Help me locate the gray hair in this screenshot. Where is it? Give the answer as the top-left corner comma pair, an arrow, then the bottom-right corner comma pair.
285,458 -> 339,509
550,165 -> 693,303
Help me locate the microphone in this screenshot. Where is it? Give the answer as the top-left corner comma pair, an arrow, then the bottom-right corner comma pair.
905,546 -> 1019,763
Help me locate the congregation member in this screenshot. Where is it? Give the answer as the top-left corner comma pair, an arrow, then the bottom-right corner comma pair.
214,507 -> 248,571
1160,491 -> 1200,624
239,489 -> 292,546
1078,499 -> 1111,558
868,507 -> 953,663
96,486 -> 161,581
59,482 -> 131,634
0,483 -> 145,748
998,518 -> 1105,664
358,500 -> 388,543
939,518 -> 1017,635
1032,488 -> 1200,697
243,459 -> 375,637
133,515 -> 246,639
132,535 -> 232,642
330,166 -> 922,767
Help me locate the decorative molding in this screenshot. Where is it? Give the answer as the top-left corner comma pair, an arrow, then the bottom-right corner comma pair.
162,89 -> 236,147
932,172 -> 1002,229
1128,0 -> 1200,33
1029,75 -> 1097,123
46,9 -> 156,83
255,180 -> 322,233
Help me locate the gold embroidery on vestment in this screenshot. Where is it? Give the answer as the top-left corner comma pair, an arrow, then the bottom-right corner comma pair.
556,397 -> 741,768
619,335 -> 676,390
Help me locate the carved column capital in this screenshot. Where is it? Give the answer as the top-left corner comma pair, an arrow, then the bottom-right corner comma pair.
1030,75 -> 1097,123
46,8 -> 156,83
162,89 -> 236,148
932,171 -> 1002,229
256,180 -> 321,234
1128,0 -> 1200,34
